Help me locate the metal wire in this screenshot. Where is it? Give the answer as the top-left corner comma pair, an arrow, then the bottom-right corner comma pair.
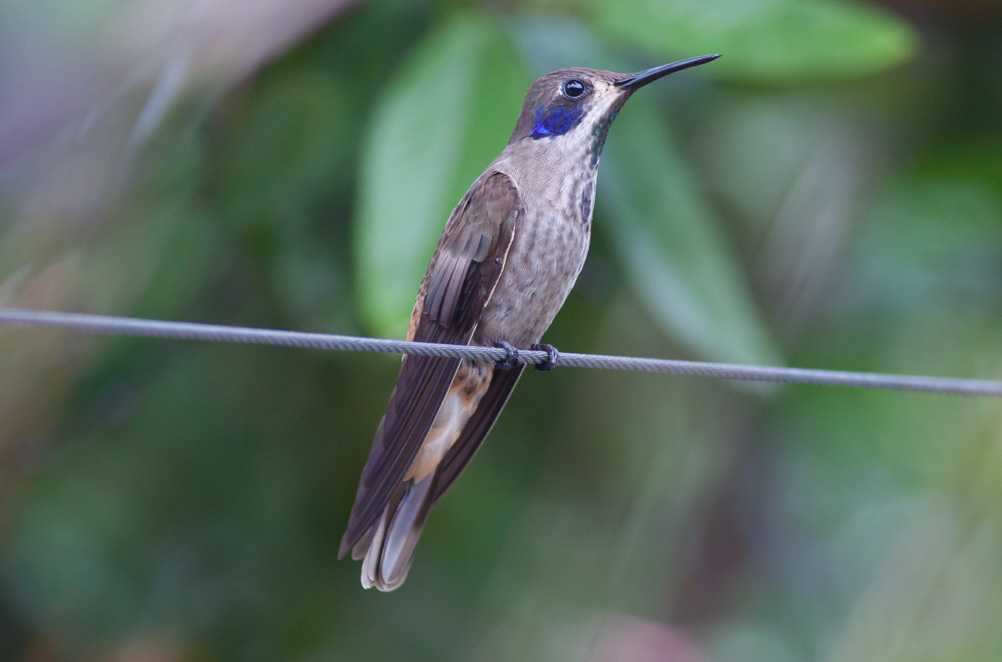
2,306 -> 1001,397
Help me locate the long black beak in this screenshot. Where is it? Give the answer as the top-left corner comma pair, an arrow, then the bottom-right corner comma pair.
614,54 -> 721,90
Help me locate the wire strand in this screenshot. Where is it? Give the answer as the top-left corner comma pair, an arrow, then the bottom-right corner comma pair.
1,307 -> 1000,397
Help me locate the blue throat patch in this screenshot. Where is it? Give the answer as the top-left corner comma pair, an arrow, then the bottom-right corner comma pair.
531,104 -> 585,139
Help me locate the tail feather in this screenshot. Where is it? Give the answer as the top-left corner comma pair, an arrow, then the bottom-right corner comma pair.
358,474 -> 435,591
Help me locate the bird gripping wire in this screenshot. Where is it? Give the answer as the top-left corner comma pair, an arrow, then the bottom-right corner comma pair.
1,307 -> 1001,397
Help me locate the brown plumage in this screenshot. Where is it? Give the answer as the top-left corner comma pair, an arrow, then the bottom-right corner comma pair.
339,56 -> 720,590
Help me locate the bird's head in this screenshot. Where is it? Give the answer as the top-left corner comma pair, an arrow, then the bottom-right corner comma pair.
508,55 -> 720,167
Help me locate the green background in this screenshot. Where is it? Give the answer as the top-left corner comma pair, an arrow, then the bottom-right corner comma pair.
1,0 -> 1001,659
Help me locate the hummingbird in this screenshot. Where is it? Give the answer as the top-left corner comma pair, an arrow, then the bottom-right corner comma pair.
339,54 -> 721,590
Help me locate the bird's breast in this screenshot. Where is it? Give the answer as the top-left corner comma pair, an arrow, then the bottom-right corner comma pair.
477,180 -> 593,348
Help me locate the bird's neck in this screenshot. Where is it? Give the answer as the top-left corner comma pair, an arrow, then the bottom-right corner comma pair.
490,137 -> 600,226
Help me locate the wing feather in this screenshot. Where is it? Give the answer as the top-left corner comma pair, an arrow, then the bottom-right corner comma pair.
339,171 -> 521,556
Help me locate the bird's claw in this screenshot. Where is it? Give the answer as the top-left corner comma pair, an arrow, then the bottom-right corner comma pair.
490,339 -> 521,370
530,343 -> 559,372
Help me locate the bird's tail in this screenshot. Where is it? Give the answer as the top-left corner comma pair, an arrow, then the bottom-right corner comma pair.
352,474 -> 435,591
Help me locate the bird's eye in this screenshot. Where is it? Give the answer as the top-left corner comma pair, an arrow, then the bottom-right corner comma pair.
562,79 -> 587,99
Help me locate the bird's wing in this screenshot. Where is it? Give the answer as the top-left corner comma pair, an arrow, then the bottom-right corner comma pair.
339,171 -> 521,556
430,363 -> 525,504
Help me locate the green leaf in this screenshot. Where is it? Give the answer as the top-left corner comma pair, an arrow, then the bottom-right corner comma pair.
600,99 -> 782,366
354,15 -> 529,337
581,0 -> 917,82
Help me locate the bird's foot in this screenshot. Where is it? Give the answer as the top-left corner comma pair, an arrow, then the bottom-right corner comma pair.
490,339 -> 521,370
530,343 -> 559,372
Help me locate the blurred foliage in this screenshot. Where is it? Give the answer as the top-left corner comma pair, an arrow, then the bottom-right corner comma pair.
1,0 -> 1001,660
581,0 -> 916,81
